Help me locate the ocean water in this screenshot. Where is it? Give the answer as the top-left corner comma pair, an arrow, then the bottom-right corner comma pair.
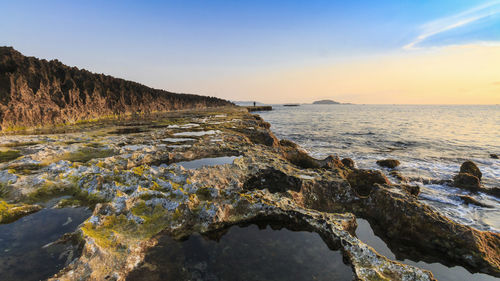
257,104 -> 500,232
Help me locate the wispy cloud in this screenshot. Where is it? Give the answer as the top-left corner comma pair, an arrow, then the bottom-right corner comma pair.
404,1 -> 500,50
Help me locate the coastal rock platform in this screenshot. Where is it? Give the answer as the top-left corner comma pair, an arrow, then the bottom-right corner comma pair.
0,107 -> 498,280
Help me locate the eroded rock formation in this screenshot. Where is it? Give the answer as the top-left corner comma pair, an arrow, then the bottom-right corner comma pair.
0,109 -> 498,280
0,47 -> 232,130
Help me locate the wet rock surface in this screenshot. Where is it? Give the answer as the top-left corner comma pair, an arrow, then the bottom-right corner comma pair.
0,108 -> 498,280
341,158 -> 355,169
459,160 -> 482,180
453,173 -> 481,190
376,159 -> 401,169
346,169 -> 391,197
450,161 -> 500,199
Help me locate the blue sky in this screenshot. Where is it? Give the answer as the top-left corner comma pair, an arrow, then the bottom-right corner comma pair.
1,0 -> 500,103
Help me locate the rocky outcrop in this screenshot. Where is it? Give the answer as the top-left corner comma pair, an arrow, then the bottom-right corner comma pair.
447,161 -> 499,198
346,169 -> 391,197
459,160 -> 482,180
376,158 -> 401,169
458,195 -> 492,208
0,109 -> 498,280
0,47 -> 232,130
453,173 -> 481,190
452,161 -> 482,190
389,170 -> 408,182
341,158 -> 355,169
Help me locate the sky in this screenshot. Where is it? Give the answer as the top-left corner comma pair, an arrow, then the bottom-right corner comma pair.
1,0 -> 500,104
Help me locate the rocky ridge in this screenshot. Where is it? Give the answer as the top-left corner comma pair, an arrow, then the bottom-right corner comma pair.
0,47 -> 232,130
0,108 -> 498,280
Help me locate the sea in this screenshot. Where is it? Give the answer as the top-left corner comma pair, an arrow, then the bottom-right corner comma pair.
256,104 -> 499,233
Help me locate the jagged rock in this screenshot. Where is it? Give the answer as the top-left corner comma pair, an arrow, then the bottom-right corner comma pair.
453,173 -> 481,190
341,158 -> 355,169
279,139 -> 298,148
244,168 -> 302,193
346,169 -> 391,197
232,115 -> 279,147
0,108 -> 497,280
281,148 -> 320,169
376,158 -> 400,168
458,195 -> 492,208
318,155 -> 345,171
401,184 -> 420,196
300,173 -> 500,276
0,47 -> 232,130
355,184 -> 500,276
460,160 -> 482,180
281,149 -> 346,176
389,170 -> 407,182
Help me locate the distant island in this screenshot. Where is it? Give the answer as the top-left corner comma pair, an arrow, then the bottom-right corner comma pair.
313,99 -> 340,104
313,99 -> 353,105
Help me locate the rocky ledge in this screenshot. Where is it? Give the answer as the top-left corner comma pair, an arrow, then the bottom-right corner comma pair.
0,47 -> 232,130
0,107 -> 499,280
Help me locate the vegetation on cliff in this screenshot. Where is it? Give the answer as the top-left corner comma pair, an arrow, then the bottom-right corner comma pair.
0,47 -> 233,130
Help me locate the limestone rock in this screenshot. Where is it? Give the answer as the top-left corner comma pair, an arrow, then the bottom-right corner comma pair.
346,169 -> 391,197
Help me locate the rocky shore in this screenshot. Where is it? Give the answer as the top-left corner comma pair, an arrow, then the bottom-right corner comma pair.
0,107 -> 499,280
0,47 -> 232,131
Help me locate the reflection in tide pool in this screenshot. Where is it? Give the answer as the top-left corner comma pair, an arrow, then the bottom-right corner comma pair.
176,156 -> 240,170
355,218 -> 497,281
0,207 -> 92,281
127,224 -> 353,281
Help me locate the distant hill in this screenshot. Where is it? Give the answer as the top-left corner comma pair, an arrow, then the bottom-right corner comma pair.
313,99 -> 340,104
0,47 -> 233,130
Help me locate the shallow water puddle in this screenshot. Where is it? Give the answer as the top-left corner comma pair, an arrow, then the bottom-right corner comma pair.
173,130 -> 220,137
127,224 -> 353,281
355,218 -> 497,281
0,207 -> 92,281
161,138 -> 196,142
176,156 -> 240,169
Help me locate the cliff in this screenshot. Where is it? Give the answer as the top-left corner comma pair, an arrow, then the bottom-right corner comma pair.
0,47 -> 232,130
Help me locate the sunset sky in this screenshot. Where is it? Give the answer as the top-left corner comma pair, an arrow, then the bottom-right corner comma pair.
1,0 -> 499,104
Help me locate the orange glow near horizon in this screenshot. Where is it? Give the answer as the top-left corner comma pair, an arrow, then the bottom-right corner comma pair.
211,44 -> 500,104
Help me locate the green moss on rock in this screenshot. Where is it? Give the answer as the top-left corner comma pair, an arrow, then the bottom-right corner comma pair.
0,150 -> 21,163
0,200 -> 41,224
